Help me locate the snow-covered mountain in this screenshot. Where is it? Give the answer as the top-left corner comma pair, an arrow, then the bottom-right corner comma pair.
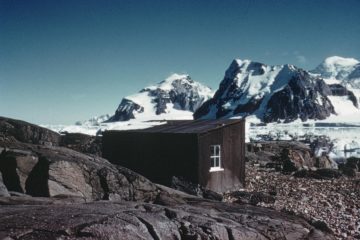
45,74 -> 213,135
74,114 -> 111,126
194,59 -> 340,123
311,56 -> 360,88
107,73 -> 213,122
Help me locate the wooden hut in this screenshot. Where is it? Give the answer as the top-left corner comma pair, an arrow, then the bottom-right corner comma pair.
102,119 -> 245,193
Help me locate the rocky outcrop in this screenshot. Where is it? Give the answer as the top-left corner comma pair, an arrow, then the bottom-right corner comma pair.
0,194 -> 335,240
0,116 -> 60,146
0,142 -> 158,201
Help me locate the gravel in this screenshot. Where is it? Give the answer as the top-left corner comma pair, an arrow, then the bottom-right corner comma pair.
225,163 -> 360,239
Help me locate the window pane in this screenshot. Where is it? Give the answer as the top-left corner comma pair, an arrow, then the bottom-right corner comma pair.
210,145 -> 221,169
210,145 -> 214,155
215,145 -> 220,156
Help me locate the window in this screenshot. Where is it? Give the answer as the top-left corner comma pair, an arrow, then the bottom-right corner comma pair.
210,145 -> 223,172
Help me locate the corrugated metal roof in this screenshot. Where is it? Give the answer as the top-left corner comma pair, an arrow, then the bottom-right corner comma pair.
116,119 -> 244,134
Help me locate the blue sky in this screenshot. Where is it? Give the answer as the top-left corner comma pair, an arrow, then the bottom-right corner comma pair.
1,0 -> 360,124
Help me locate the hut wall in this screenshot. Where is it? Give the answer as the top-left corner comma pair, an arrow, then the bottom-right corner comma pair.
197,121 -> 245,192
102,131 -> 199,186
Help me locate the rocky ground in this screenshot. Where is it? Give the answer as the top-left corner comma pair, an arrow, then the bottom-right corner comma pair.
0,187 -> 336,240
246,164 -> 359,239
225,144 -> 360,240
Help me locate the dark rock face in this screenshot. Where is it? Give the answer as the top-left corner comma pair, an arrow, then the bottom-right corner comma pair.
0,116 -> 60,146
194,60 -> 260,120
264,73 -> 334,123
107,98 -> 144,122
150,88 -> 171,115
60,132 -> 102,156
0,195 -> 335,240
328,84 -> 358,108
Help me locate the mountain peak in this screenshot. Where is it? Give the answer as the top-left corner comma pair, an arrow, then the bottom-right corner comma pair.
164,73 -> 190,82
323,56 -> 359,66
107,74 -> 213,122
145,73 -> 193,91
311,56 -> 360,81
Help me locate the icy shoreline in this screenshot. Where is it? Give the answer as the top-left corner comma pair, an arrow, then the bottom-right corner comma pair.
248,121 -> 360,160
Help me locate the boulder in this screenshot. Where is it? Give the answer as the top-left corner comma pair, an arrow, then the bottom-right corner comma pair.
0,142 -> 158,202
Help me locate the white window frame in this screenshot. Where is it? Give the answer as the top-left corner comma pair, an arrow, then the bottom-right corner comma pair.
209,145 -> 224,172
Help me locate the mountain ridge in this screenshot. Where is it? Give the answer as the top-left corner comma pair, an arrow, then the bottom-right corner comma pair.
194,58 -> 349,123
